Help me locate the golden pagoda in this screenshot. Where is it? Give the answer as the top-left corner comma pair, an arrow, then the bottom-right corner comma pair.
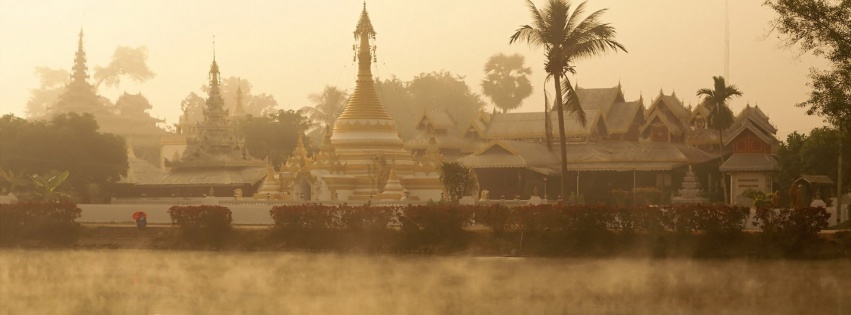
267,4 -> 443,202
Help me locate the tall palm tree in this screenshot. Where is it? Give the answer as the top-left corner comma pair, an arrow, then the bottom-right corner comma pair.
696,76 -> 742,204
510,0 -> 626,199
299,86 -> 349,129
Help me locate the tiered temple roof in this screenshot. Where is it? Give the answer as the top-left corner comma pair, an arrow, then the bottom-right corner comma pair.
51,30 -> 168,149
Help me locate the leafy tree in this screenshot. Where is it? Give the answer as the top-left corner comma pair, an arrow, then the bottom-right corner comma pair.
235,109 -> 311,167
299,85 -> 349,129
219,77 -> 278,116
376,76 -> 417,138
0,113 -> 127,202
696,76 -> 742,204
777,131 -> 806,190
481,53 -> 533,113
510,0 -> 626,199
439,161 -> 479,201
179,92 -> 206,124
407,71 -> 486,134
766,0 -> 851,125
25,67 -> 71,118
375,72 -> 485,140
93,46 -> 155,90
778,127 -> 851,196
766,0 -> 851,211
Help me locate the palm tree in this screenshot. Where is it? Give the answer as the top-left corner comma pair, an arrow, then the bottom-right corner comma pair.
696,76 -> 742,204
510,0 -> 626,199
481,53 -> 533,113
299,86 -> 349,129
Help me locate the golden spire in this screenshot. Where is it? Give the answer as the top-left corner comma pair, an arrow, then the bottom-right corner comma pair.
335,2 -> 392,121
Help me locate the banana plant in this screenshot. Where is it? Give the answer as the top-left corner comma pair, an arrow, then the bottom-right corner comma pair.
29,170 -> 71,202
1,169 -> 30,195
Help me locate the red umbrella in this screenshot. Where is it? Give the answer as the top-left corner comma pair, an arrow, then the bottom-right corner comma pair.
132,211 -> 147,221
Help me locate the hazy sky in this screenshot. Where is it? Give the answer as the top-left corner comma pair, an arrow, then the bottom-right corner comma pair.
0,0 -> 833,139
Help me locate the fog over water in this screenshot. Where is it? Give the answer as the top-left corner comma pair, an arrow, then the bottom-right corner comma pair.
1,250 -> 848,314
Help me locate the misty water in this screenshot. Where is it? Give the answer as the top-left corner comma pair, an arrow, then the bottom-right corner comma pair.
1,250 -> 849,314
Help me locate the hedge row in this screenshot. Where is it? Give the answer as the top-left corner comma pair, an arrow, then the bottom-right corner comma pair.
476,204 -> 753,236
167,205 -> 232,246
0,202 -> 82,245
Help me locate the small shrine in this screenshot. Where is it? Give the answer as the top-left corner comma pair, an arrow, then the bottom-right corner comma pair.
672,165 -> 707,204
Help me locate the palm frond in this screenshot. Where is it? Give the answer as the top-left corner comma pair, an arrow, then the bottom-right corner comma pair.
561,77 -> 587,127
564,1 -> 589,37
510,25 -> 544,47
696,88 -> 714,97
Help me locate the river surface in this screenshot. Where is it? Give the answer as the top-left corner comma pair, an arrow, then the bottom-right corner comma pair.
0,250 -> 848,314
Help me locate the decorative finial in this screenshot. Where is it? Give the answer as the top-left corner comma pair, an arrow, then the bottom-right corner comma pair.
213,35 -> 216,61
354,2 -> 376,39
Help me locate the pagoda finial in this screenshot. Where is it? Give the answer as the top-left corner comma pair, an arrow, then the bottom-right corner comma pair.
208,43 -> 221,101
71,28 -> 89,84
355,2 -> 376,40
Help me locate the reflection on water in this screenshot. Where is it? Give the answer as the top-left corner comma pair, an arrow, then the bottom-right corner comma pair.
0,250 -> 849,314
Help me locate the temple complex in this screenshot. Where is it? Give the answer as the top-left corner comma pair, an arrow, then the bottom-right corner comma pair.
51,30 -> 168,155
429,86 -> 780,203
119,55 -> 267,197
254,4 -> 443,202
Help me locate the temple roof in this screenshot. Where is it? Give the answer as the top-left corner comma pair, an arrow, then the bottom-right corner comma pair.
118,151 -> 166,184
719,153 -> 778,172
734,104 -> 777,135
686,128 -> 721,145
456,140 -> 560,174
484,110 -> 601,139
605,100 -> 643,134
416,108 -> 455,130
723,118 -> 779,147
575,85 -> 624,116
795,174 -> 835,185
170,55 -> 263,169
138,166 -> 267,186
458,141 -> 715,172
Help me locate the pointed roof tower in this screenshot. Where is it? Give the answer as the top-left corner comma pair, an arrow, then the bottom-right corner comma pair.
170,51 -> 262,168
72,29 -> 90,84
334,2 -> 392,122
52,29 -> 102,115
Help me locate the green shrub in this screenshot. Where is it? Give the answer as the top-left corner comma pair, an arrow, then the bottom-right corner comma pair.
398,204 -> 474,250
167,205 -> 232,247
269,205 -> 395,250
0,202 -> 81,245
752,207 -> 831,254
475,204 -> 513,235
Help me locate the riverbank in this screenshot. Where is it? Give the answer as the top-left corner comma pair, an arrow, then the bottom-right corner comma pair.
4,223 -> 847,260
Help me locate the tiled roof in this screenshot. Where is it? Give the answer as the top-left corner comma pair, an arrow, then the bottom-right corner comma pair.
719,153 -> 778,172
